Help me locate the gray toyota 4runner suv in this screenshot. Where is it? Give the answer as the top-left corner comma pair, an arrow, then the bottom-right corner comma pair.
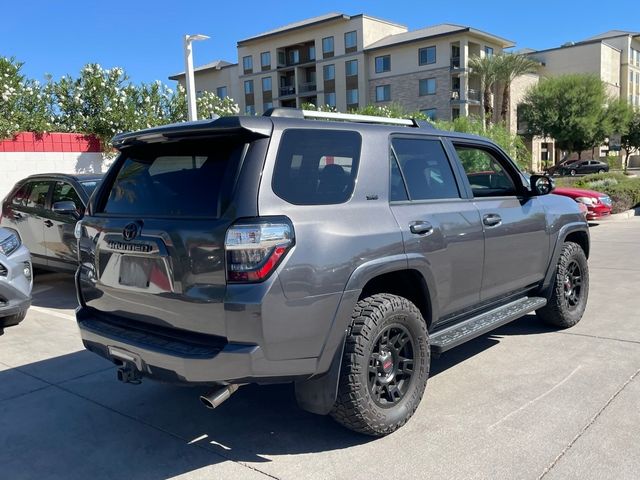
75,109 -> 589,436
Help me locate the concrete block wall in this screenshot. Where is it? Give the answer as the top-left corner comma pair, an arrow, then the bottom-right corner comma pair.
0,133 -> 108,199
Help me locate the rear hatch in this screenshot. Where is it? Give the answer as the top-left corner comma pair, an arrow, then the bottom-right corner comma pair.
77,119 -> 271,337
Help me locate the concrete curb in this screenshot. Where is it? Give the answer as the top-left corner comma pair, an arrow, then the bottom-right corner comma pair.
606,207 -> 640,221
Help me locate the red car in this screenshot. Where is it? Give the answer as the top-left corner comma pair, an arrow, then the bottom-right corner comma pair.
553,187 -> 612,220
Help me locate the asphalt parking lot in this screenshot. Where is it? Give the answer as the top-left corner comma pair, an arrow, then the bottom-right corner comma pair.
1,217 -> 639,480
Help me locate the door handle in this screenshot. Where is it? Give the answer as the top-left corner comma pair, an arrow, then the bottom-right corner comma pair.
409,221 -> 434,235
482,214 -> 502,227
44,220 -> 54,228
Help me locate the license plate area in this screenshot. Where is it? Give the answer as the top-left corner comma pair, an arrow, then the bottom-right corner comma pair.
118,256 -> 154,288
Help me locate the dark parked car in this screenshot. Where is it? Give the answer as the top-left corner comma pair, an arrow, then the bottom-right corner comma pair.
558,160 -> 609,176
1,174 -> 102,272
75,109 -> 589,436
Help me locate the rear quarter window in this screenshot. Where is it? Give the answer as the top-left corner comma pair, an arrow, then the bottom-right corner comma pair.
272,129 -> 361,205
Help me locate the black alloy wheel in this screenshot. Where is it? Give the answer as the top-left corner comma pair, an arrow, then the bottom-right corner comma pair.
563,260 -> 583,310
368,325 -> 415,407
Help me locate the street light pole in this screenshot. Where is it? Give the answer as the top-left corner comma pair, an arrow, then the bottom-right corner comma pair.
183,34 -> 210,122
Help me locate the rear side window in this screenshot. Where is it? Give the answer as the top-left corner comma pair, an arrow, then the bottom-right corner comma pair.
391,137 -> 459,200
100,140 -> 247,217
26,181 -> 51,209
272,129 -> 361,205
11,183 -> 31,206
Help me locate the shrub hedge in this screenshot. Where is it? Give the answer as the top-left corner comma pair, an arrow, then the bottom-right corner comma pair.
570,173 -> 640,213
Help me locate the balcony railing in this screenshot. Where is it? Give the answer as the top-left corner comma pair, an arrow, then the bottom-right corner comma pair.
450,56 -> 461,69
468,89 -> 481,102
279,85 -> 296,97
451,88 -> 482,102
298,82 -> 317,94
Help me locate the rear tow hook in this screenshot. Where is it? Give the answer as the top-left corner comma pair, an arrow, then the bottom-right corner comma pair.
116,365 -> 142,384
200,384 -> 242,409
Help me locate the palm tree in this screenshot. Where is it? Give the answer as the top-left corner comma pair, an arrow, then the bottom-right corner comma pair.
468,55 -> 500,129
496,54 -> 539,123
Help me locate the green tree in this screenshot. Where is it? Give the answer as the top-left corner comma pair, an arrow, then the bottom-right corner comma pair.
519,74 -> 610,159
468,54 -> 500,128
496,54 -> 539,123
435,116 -> 531,170
621,111 -> 640,173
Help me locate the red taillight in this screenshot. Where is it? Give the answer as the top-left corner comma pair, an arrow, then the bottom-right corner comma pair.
225,218 -> 294,283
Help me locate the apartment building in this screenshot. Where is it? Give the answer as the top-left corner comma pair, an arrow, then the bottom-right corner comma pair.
528,30 -> 640,106
169,13 -> 513,121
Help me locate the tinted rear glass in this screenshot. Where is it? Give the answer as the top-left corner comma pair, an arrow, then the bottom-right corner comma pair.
100,141 -> 247,217
80,180 -> 100,196
272,129 -> 361,205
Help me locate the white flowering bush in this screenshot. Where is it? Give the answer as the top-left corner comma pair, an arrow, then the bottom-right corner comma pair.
0,57 -> 54,138
0,57 -> 240,151
197,90 -> 239,119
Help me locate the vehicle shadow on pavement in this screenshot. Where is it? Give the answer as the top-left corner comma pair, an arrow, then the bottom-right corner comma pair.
430,314 -> 553,376
30,270 -> 79,310
0,351 -> 374,479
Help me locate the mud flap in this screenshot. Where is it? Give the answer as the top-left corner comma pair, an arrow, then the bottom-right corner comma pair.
294,334 -> 346,415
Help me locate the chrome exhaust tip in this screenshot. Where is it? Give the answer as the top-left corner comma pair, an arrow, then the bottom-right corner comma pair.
200,384 -> 240,409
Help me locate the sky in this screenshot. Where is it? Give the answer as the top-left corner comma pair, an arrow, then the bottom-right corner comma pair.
2,0 -> 639,86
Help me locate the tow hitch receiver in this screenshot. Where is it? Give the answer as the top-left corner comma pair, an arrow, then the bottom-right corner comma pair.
117,365 -> 142,384
108,345 -> 143,384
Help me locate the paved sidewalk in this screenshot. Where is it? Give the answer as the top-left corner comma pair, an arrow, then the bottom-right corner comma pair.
1,218 -> 639,479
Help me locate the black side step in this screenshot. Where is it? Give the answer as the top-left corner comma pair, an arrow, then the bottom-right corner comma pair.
430,296 -> 547,354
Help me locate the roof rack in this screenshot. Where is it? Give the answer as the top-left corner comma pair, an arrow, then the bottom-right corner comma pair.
263,107 -> 433,129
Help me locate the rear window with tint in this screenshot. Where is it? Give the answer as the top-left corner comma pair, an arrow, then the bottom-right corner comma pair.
101,141 -> 247,217
272,129 -> 361,205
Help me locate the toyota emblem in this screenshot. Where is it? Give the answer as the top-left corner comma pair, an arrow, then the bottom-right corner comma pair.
122,223 -> 139,241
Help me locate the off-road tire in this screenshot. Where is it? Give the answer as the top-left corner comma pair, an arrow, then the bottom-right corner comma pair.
331,294 -> 429,436
537,241 -> 589,328
570,169 -> 577,176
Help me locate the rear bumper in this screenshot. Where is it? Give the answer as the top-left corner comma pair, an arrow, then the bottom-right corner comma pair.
76,306 -> 317,385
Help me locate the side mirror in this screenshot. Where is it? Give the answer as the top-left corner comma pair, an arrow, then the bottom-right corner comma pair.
52,200 -> 79,216
529,175 -> 555,196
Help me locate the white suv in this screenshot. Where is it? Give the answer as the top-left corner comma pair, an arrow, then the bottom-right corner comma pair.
0,227 -> 32,335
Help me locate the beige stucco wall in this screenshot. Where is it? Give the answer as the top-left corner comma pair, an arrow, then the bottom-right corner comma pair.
173,64 -> 240,104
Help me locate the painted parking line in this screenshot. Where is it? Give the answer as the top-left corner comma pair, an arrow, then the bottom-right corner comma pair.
29,305 -> 76,321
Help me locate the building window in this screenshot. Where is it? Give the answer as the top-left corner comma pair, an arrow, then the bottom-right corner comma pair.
261,51 -> 271,70
375,55 -> 391,73
323,64 -> 335,81
309,45 -> 316,61
347,89 -> 359,106
345,31 -> 357,53
485,46 -> 494,57
418,46 -> 436,66
452,108 -> 460,120
262,77 -> 272,92
245,105 -> 255,115
216,86 -> 227,98
289,49 -> 300,64
346,59 -> 358,77
376,85 -> 391,102
325,92 -> 336,107
322,36 -> 334,58
244,80 -> 253,95
242,55 -> 253,73
420,108 -> 437,120
263,102 -> 273,111
419,78 -> 436,96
